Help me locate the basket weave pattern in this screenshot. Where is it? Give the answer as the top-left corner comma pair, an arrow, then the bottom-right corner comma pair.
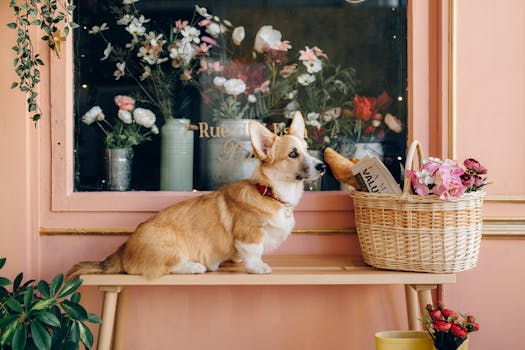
351,141 -> 484,273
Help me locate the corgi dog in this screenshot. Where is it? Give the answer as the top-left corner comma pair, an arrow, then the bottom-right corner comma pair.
67,112 -> 326,279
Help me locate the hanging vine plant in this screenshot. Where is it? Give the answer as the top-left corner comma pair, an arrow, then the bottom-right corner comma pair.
7,0 -> 77,122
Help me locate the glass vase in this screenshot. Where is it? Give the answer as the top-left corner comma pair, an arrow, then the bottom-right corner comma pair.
304,149 -> 323,191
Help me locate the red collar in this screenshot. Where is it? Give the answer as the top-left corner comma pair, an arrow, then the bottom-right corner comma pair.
255,184 -> 287,204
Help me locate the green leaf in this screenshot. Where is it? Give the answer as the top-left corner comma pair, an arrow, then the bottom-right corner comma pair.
6,296 -> 23,312
56,342 -> 79,350
35,311 -> 61,327
10,81 -> 19,89
57,278 -> 82,298
0,276 -> 11,286
30,298 -> 56,312
50,273 -> 63,296
30,320 -> 52,350
7,22 -> 17,29
37,280 -> 50,298
71,292 -> 81,303
0,315 -> 18,329
0,318 -> 18,346
79,321 -> 94,349
61,300 -> 88,321
69,21 -> 79,29
13,272 -> 23,291
0,257 -> 6,269
24,286 -> 34,311
87,313 -> 102,324
12,322 -> 27,350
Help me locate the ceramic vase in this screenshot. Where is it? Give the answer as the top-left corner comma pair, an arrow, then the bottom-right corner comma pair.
304,149 -> 323,191
160,118 -> 194,191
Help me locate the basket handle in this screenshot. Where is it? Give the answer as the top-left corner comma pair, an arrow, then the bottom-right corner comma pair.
402,140 -> 424,195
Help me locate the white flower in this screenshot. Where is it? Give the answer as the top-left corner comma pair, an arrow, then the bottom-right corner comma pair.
122,0 -> 138,4
286,90 -> 297,100
116,14 -> 133,25
125,37 -> 139,49
181,26 -> 201,44
100,43 -> 112,61
138,46 -> 158,65
205,22 -> 222,38
322,108 -> 341,122
118,109 -> 132,124
303,57 -> 322,74
170,40 -> 196,66
284,101 -> 297,119
232,26 -> 245,45
195,5 -> 212,19
82,106 -> 104,125
385,113 -> 403,133
139,66 -> 151,81
309,120 -> 321,129
223,19 -> 233,27
417,169 -> 434,186
306,112 -> 320,123
144,31 -> 164,47
297,73 -> 316,86
88,23 -> 108,34
248,94 -> 257,103
133,108 -> 156,128
136,15 -> 150,24
126,18 -> 146,37
223,79 -> 246,96
371,119 -> 381,127
151,125 -> 159,134
213,76 -> 226,87
254,25 -> 282,52
114,62 -> 126,80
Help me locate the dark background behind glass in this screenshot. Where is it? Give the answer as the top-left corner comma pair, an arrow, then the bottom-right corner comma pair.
73,0 -> 407,191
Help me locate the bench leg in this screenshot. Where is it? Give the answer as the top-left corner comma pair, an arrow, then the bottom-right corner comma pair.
112,288 -> 128,350
405,284 -> 436,330
97,286 -> 123,350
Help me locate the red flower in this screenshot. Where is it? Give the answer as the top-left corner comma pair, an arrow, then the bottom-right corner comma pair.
429,309 -> 442,320
353,95 -> 376,121
442,308 -> 458,320
433,320 -> 452,332
450,324 -> 468,338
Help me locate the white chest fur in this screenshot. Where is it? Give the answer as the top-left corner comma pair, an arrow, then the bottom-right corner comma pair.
262,206 -> 295,253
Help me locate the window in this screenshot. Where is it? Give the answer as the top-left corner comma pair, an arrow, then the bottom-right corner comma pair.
72,0 -> 408,193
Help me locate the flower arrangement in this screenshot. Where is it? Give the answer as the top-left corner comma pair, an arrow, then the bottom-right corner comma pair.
285,46 -> 357,149
346,91 -> 403,143
87,2 -> 217,119
82,95 -> 158,149
406,157 -> 489,200
425,303 -> 479,350
200,23 -> 292,121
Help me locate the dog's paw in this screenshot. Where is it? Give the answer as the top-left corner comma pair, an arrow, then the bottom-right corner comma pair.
245,260 -> 272,274
170,261 -> 207,274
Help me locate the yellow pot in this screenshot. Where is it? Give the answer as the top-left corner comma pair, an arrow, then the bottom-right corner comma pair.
375,331 -> 434,350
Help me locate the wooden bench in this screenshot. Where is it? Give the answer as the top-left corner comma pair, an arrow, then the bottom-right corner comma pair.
80,255 -> 456,350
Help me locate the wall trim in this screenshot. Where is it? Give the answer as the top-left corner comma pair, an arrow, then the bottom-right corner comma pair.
40,221 -> 525,237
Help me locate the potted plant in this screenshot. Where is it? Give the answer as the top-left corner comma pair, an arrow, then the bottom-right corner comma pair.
7,0 -> 77,122
0,257 -> 101,350
81,95 -> 159,191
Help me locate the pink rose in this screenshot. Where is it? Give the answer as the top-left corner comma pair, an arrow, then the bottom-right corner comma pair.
114,95 -> 135,111
434,320 -> 451,332
473,175 -> 485,187
450,324 -> 468,338
406,170 -> 430,196
460,173 -> 474,187
442,308 -> 458,320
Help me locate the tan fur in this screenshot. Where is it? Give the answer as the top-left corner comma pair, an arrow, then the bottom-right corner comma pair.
66,113 -> 325,279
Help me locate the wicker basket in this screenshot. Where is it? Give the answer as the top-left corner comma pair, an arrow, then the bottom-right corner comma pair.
350,140 -> 484,273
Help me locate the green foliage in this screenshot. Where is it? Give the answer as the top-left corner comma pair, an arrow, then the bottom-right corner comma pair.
0,258 -> 101,350
7,0 -> 78,122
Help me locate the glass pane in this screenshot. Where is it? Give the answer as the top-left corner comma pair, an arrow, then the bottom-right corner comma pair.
73,0 -> 407,192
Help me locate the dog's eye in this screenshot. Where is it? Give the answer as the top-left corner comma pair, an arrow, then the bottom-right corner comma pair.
289,150 -> 298,159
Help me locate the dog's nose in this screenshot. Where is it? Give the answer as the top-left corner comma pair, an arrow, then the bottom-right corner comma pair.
316,162 -> 327,173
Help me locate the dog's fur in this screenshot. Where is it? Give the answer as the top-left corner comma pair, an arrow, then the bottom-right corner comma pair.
66,113 -> 325,279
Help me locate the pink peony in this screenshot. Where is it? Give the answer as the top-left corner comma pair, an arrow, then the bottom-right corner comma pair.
114,95 -> 135,111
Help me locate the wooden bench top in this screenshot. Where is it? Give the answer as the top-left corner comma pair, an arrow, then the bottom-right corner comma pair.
80,255 -> 456,286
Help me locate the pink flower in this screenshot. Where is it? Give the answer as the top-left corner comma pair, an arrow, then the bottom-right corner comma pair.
406,170 -> 430,196
433,320 -> 452,332
201,36 -> 218,47
473,175 -> 485,187
280,64 -> 297,77
254,80 -> 270,94
312,46 -> 328,59
460,173 -> 474,187
198,19 -> 212,27
174,20 -> 188,33
114,95 -> 135,111
450,324 -> 468,338
299,46 -> 317,61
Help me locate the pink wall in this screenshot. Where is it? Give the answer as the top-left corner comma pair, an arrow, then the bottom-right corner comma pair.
1,0 -> 525,349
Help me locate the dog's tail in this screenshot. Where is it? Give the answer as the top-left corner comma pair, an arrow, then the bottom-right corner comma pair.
66,244 -> 126,281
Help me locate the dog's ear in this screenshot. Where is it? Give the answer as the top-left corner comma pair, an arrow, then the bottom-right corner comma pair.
249,121 -> 276,161
288,111 -> 306,139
